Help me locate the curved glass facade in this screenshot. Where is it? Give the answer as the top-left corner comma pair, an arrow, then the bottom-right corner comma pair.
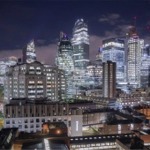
55,33 -> 74,98
56,33 -> 74,74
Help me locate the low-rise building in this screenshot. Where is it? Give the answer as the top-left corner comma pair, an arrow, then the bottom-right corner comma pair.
4,99 -> 82,137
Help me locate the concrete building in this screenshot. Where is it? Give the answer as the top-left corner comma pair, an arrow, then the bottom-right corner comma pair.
83,109 -> 142,133
4,61 -> 66,103
44,64 -> 67,101
4,99 -> 83,137
103,61 -> 116,98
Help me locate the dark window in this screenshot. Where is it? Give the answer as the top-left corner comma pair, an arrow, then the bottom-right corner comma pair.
36,119 -> 40,122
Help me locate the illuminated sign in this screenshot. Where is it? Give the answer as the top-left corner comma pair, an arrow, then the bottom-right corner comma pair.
76,121 -> 79,131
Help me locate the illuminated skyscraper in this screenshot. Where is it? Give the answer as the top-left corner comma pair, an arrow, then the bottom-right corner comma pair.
56,32 -> 74,74
126,26 -> 144,88
0,56 -> 17,85
96,47 -> 103,62
141,44 -> 150,87
55,32 -> 74,98
23,39 -> 36,63
72,19 -> 89,71
102,38 -> 125,83
103,61 -> 116,98
143,44 -> 150,56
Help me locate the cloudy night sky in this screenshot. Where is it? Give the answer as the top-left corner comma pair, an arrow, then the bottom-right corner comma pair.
0,0 -> 150,64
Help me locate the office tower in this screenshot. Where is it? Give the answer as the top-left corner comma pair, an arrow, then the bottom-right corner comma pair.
23,39 -> 36,63
96,47 -> 103,62
55,32 -> 74,98
0,56 -> 17,85
72,19 -> 89,71
4,61 -> 66,103
56,32 -> 74,74
44,65 -> 67,101
141,44 -> 150,87
102,38 -> 125,84
126,26 -> 144,88
86,60 -> 103,87
103,61 -> 116,98
143,44 -> 150,56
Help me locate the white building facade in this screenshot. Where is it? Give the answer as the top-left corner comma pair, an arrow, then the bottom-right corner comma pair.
4,101 -> 82,137
127,35 -> 144,88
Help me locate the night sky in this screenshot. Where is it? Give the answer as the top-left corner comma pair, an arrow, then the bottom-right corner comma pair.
0,0 -> 150,64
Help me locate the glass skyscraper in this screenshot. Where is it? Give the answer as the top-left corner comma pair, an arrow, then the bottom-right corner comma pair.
55,32 -> 74,98
71,19 -> 89,72
141,44 -> 150,87
56,32 -> 74,74
102,38 -> 125,84
23,39 -> 36,63
126,27 -> 144,88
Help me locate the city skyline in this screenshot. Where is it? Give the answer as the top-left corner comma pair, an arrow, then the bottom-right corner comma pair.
0,0 -> 150,64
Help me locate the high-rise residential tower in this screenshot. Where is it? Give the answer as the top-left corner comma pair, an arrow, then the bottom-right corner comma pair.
126,26 -> 144,88
72,19 -> 89,71
102,38 -> 125,84
23,39 -> 36,63
103,61 -> 116,98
